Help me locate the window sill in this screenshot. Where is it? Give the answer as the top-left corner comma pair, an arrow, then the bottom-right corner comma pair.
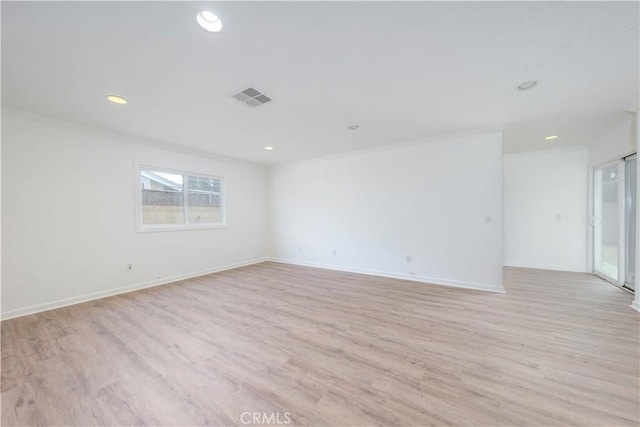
137,223 -> 228,233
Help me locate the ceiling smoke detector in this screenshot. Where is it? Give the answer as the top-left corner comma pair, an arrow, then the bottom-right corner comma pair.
232,87 -> 273,108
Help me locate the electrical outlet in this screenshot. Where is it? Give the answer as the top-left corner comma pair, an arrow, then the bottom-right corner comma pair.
484,214 -> 492,223
298,247 -> 302,253
331,249 -> 337,256
406,256 -> 412,263
408,271 -> 416,276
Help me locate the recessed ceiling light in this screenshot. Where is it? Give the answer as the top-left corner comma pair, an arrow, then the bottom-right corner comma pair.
544,135 -> 558,141
516,80 -> 538,91
264,146 -> 274,151
348,124 -> 360,130
197,11 -> 222,33
106,95 -> 128,104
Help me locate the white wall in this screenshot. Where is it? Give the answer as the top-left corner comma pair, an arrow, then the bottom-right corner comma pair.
588,115 -> 637,166
504,148 -> 589,272
268,131 -> 505,292
1,111 -> 267,319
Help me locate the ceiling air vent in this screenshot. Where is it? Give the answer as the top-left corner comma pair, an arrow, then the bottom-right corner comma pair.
232,86 -> 273,108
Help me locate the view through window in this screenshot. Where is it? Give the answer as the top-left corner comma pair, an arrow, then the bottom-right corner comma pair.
140,168 -> 223,229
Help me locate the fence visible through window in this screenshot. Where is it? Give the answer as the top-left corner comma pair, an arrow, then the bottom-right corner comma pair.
139,168 -> 223,227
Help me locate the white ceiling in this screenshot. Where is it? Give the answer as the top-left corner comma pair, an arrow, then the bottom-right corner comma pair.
2,1 -> 638,164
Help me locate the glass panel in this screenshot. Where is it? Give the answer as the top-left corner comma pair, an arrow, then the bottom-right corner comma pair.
594,163 -> 620,281
625,157 -> 636,290
140,170 -> 185,225
188,176 -> 222,224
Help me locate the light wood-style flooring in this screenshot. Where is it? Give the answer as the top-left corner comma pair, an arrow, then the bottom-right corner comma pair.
2,263 -> 639,426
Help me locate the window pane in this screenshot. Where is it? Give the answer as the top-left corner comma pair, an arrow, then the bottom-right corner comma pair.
141,170 -> 185,225
188,176 -> 222,224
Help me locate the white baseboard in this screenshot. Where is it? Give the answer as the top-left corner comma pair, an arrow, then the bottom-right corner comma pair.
268,257 -> 505,293
632,299 -> 640,313
1,257 -> 268,321
503,263 -> 588,274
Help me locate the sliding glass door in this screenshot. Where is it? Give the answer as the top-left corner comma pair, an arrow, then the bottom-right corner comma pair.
594,162 -> 621,282
625,155 -> 636,291
593,155 -> 636,290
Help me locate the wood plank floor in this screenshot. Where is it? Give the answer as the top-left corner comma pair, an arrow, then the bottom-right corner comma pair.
2,262 -> 638,426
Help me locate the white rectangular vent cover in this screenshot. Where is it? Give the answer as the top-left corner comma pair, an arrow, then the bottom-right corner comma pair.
232,87 -> 273,107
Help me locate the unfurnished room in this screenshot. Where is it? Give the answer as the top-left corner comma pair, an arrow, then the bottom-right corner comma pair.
1,1 -> 639,426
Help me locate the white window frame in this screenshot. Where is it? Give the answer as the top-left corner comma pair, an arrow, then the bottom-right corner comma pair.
135,164 -> 226,232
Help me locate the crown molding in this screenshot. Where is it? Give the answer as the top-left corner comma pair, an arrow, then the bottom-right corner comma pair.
1,106 -> 264,169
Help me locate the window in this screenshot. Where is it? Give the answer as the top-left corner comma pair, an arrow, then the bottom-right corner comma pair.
138,166 -> 224,231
